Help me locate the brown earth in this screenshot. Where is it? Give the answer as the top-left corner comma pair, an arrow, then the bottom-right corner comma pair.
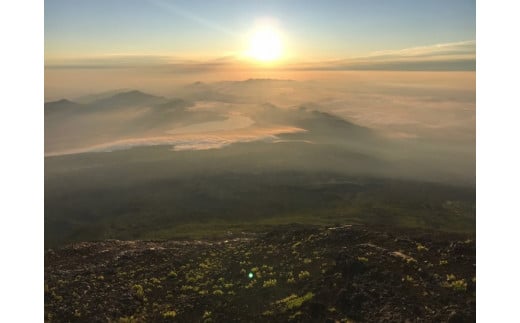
45,224 -> 475,322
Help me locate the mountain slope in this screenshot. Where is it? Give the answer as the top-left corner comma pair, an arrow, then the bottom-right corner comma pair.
90,90 -> 167,109
45,225 -> 476,322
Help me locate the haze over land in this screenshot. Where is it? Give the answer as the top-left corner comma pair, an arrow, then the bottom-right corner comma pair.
45,72 -> 475,247
44,0 -> 475,247
45,71 -> 475,183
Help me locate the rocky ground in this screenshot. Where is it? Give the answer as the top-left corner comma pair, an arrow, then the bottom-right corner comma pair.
45,224 -> 475,322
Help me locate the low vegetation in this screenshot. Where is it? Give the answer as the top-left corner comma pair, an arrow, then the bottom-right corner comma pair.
45,168 -> 475,248
45,224 -> 475,322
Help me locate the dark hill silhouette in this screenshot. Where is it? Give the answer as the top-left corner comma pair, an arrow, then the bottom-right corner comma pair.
44,99 -> 84,116
91,90 -> 166,109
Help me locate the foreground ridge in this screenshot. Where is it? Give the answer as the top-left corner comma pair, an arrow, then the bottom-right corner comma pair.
45,225 -> 475,322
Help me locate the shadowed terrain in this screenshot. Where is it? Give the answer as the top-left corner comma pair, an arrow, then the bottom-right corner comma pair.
45,225 -> 475,322
44,78 -> 475,322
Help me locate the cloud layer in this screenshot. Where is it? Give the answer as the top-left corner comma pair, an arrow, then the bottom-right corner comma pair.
45,41 -> 475,72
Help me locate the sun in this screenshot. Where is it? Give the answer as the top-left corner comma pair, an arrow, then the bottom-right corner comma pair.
247,26 -> 282,62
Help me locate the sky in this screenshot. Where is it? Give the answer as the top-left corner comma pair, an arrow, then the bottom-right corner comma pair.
45,0 -> 475,66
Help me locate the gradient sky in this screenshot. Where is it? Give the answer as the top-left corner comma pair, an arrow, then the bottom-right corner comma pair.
45,0 -> 475,62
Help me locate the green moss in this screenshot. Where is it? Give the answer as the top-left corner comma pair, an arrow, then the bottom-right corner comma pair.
298,271 -> 310,279
416,243 -> 429,252
292,241 -> 302,248
276,292 -> 315,310
199,262 -> 210,269
245,279 -> 257,289
442,278 -> 467,291
223,283 -> 233,289
290,311 -> 302,319
163,310 -> 177,318
262,310 -> 274,316
181,285 -> 194,291
405,257 -> 417,264
263,279 -> 277,287
51,290 -> 63,302
404,275 -> 414,282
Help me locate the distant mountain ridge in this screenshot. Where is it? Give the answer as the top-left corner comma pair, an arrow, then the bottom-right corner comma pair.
44,99 -> 84,116
44,88 -> 384,157
90,90 -> 166,108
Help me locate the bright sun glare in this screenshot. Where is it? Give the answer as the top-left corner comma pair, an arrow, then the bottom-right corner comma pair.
247,26 -> 282,62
